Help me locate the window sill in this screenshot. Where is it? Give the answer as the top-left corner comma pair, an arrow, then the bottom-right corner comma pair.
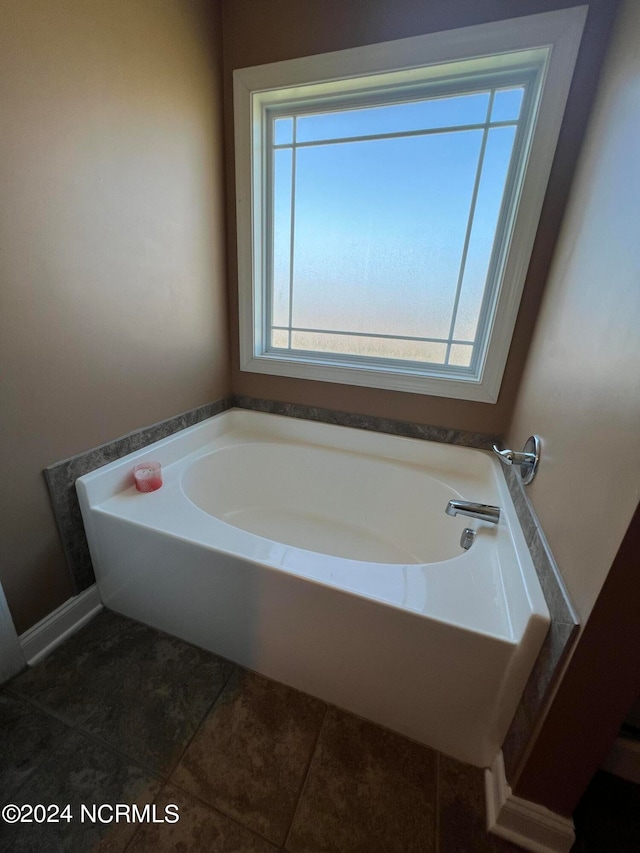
240,352 -> 500,403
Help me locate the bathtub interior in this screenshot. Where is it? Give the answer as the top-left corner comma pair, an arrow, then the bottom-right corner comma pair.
182,440 -> 481,564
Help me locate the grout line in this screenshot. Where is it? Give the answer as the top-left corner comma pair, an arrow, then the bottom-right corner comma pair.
161,662 -> 238,779
282,704 -> 330,851
7,690 -> 101,730
161,670 -> 329,850
163,775 -> 282,849
2,685 -> 79,729
159,663 -> 301,847
119,781 -> 167,853
72,722 -> 168,783
122,822 -> 143,853
71,662 -> 238,784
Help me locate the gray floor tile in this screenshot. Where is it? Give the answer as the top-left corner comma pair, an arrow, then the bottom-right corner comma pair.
171,669 -> 326,846
0,729 -> 161,853
9,608 -> 234,776
80,627 -> 234,775
8,610 -> 152,723
127,784 -> 279,852
287,707 -> 437,853
0,691 -> 71,799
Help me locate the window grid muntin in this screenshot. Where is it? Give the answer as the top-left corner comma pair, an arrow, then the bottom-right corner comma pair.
271,117 -> 520,151
466,72 -> 541,376
271,324 -> 475,346
264,68 -> 538,375
443,89 -> 495,366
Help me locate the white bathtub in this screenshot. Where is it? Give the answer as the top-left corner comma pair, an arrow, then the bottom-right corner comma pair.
77,409 -> 549,767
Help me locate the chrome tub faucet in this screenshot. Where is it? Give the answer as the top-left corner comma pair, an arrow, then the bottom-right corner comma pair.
445,500 -> 501,524
492,435 -> 541,485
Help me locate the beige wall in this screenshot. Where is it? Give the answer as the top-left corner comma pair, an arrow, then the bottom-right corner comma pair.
507,0 -> 640,623
0,0 -> 229,633
222,0 -> 618,435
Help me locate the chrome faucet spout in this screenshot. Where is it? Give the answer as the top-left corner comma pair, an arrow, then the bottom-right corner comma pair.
445,500 -> 500,524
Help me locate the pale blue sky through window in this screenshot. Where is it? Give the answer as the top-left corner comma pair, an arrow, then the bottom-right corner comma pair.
270,87 -> 522,366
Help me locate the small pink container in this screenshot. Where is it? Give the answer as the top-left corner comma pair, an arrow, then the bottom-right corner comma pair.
133,462 -> 163,492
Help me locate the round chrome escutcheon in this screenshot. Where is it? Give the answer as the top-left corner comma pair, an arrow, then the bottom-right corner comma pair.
520,434 -> 541,485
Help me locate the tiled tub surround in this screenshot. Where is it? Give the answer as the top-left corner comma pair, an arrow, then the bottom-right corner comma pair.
76,408 -> 549,768
1,609 -> 524,853
44,395 -> 577,777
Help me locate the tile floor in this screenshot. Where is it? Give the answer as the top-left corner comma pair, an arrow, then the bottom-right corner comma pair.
1,609 -> 524,852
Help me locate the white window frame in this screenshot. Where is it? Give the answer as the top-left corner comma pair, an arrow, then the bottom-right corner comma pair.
233,7 -> 587,403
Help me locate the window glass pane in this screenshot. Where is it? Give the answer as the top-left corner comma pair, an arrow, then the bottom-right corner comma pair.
274,117 -> 293,145
271,147 -> 293,327
295,91 -> 490,143
270,329 -> 290,348
453,125 -> 516,342
290,130 -> 483,344
448,344 -> 473,367
290,331 -> 447,364
491,87 -> 524,122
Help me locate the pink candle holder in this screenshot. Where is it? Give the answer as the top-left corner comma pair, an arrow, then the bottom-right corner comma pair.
133,462 -> 162,492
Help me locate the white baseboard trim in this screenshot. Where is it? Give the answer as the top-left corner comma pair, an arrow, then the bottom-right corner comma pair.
601,735 -> 640,784
19,586 -> 103,666
485,751 -> 575,853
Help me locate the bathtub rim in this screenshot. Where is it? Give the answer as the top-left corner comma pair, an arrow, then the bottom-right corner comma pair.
77,408 -> 549,643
